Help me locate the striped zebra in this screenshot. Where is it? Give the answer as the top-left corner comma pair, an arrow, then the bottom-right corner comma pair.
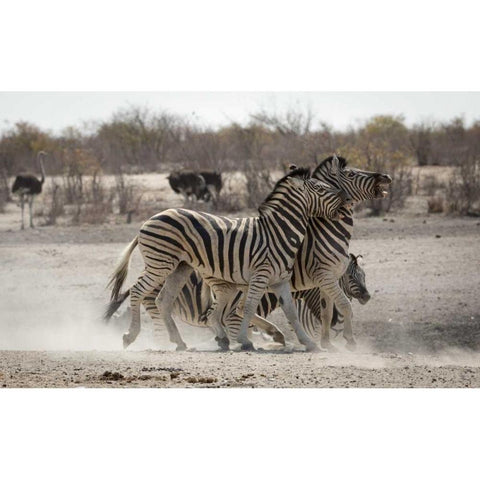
205,155 -> 390,351
106,156 -> 391,351
258,253 -> 370,342
106,253 -> 369,348
106,167 -> 348,352
286,155 -> 390,350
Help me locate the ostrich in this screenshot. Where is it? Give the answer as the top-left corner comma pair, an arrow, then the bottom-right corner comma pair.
11,151 -> 47,229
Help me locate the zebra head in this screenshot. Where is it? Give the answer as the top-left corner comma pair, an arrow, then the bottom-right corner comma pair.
281,164 -> 352,220
312,155 -> 392,204
342,254 -> 371,304
304,177 -> 351,220
259,166 -> 348,220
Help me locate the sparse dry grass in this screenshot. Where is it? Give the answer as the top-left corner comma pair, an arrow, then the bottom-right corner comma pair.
427,196 -> 445,214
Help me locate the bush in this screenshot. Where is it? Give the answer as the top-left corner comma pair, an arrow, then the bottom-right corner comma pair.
244,167 -> 275,209
422,174 -> 444,196
44,180 -> 65,225
73,172 -> 114,225
427,197 -> 444,214
115,172 -> 142,217
445,155 -> 480,215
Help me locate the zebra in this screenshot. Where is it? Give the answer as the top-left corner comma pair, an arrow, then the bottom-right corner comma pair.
107,270 -> 287,346
285,155 -> 390,350
106,253 -> 369,348
106,167 -> 349,352
188,156 -> 390,351
257,253 -> 370,341
106,156 -> 391,351
195,155 -> 390,351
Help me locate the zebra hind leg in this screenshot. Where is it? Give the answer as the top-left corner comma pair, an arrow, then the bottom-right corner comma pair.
251,314 -> 286,346
142,287 -> 170,348
124,272 -> 159,348
155,263 -> 194,351
237,276 -> 271,351
207,284 -> 240,351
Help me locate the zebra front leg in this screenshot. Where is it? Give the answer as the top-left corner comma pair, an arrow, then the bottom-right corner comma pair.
337,295 -> 356,351
155,263 -> 194,351
270,281 -> 320,352
318,294 -> 338,352
316,274 -> 356,351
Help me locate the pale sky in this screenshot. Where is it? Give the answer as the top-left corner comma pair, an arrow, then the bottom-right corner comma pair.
1,92 -> 479,134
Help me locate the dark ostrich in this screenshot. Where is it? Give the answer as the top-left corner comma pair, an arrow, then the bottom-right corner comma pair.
11,151 -> 47,229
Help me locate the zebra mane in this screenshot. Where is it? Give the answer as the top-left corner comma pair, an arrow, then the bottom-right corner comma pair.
315,155 -> 348,171
258,167 -> 311,215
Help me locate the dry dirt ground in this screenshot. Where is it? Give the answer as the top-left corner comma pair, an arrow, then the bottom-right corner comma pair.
1,181 -> 480,388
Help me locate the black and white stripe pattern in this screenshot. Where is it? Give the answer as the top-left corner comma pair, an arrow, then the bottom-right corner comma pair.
221,252 -> 370,342
107,253 -> 369,347
287,155 -> 391,350
106,156 -> 391,351
209,156 -> 390,350
107,167 -> 346,351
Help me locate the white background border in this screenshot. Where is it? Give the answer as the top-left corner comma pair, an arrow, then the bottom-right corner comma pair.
1,1 -> 479,479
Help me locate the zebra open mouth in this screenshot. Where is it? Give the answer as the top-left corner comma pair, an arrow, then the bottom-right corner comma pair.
376,184 -> 390,198
375,177 -> 392,198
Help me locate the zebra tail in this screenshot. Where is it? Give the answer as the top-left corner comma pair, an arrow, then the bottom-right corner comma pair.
106,236 -> 138,302
104,289 -> 130,322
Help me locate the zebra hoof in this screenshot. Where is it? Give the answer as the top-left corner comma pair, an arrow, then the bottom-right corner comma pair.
215,336 -> 230,351
272,332 -> 286,346
240,341 -> 255,352
122,333 -> 133,349
176,343 -> 188,352
305,343 -> 321,353
345,341 -> 357,352
321,341 -> 338,353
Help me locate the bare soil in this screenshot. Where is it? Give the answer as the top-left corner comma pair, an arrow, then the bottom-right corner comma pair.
1,181 -> 480,388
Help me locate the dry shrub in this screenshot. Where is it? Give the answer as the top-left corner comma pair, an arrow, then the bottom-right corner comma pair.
0,191 -> 6,213
74,172 -> 114,224
422,174 -> 444,196
427,196 -> 445,214
366,166 -> 413,216
215,191 -> 245,213
445,156 -> 480,215
44,179 -> 65,225
114,173 -> 143,223
0,167 -> 11,211
115,173 -> 134,214
244,167 -> 275,209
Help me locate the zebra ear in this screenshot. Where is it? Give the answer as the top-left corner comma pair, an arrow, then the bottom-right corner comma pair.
331,154 -> 340,174
349,253 -> 357,264
288,164 -> 298,171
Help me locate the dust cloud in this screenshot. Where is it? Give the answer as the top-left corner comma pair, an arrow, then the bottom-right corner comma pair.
0,268 -> 217,352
